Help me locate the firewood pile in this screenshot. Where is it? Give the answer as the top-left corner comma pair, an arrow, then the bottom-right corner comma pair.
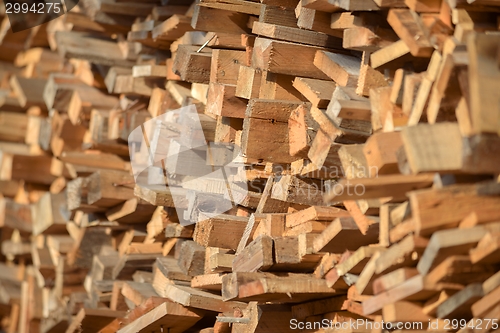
0,0 -> 499,331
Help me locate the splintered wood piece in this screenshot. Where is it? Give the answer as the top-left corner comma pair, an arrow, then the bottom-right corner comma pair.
313,217 -> 379,253
252,22 -> 343,49
233,235 -> 274,272
313,51 -> 361,86
252,38 -> 332,80
387,9 -> 433,57
116,301 -> 202,333
324,173 -> 436,202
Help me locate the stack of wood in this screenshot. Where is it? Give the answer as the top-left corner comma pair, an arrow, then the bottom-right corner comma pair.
0,0 -> 499,331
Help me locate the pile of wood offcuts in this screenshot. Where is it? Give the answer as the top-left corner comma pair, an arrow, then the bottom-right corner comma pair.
0,0 -> 499,331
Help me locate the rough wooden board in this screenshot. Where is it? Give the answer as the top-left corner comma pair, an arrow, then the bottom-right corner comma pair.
292,77 -> 336,108
324,173 -> 436,202
363,274 -> 461,315
467,32 -> 500,135
232,235 -> 274,272
252,22 -> 343,49
116,301 -> 202,333
410,184 -> 500,236
313,217 -> 379,253
387,9 -> 434,57
313,51 -> 361,86
252,38 -> 334,80
416,226 -> 488,275
193,215 -> 249,250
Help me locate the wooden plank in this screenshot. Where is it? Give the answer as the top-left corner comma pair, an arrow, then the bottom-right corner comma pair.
387,9 -> 434,57
313,51 -> 361,86
416,226 -> 488,275
313,217 -> 379,253
191,6 -> 250,34
193,215 -> 249,250
116,301 -> 202,333
252,22 -> 343,49
467,33 -> 500,135
252,38 -> 333,80
410,184 -> 500,236
292,77 -> 335,109
324,173 -> 436,202
233,235 -> 274,272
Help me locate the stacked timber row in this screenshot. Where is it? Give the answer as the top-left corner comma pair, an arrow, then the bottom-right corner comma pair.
0,0 -> 499,331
